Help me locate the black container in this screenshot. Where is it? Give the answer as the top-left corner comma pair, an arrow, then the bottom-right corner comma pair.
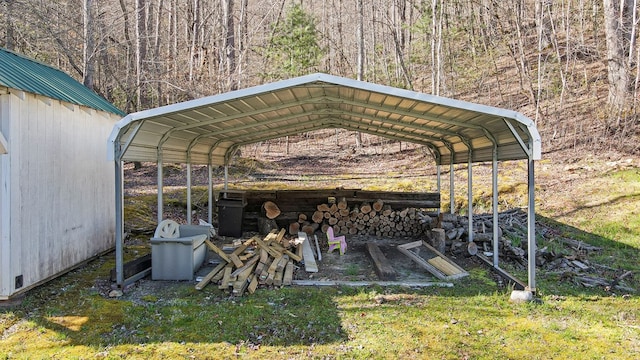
217,191 -> 246,237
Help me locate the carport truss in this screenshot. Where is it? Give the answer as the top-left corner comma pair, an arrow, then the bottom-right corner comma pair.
108,73 -> 541,291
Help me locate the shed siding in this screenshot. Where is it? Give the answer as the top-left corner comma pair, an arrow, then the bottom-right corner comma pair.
0,91 -> 118,298
0,94 -> 11,296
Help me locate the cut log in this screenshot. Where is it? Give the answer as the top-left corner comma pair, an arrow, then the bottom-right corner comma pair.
298,213 -> 308,223
317,203 -> 331,212
337,198 -> 348,210
289,222 -> 300,235
382,205 -> 393,217
372,199 -> 384,212
263,201 -> 281,219
258,217 -> 278,235
430,228 -> 447,254
360,202 -> 372,214
312,210 -> 324,223
302,222 -> 319,235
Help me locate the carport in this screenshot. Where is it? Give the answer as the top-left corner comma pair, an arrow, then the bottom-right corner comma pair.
108,73 -> 541,292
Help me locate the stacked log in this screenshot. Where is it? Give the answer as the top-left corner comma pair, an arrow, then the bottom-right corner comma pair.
287,198 -> 435,237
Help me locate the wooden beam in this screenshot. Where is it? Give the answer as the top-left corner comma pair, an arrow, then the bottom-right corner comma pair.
366,243 -> 397,281
299,232 -> 318,272
195,262 -> 227,290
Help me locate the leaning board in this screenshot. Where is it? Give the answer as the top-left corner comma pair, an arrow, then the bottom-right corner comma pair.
397,240 -> 468,280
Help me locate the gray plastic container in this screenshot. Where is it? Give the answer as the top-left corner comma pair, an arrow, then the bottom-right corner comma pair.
150,225 -> 210,280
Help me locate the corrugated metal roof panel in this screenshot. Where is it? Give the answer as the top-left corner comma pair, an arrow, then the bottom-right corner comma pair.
0,48 -> 125,116
108,73 -> 541,166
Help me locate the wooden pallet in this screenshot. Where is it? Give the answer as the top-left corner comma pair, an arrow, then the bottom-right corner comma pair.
397,240 -> 468,280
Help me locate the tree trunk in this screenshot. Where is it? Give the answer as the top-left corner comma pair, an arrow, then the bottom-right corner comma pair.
83,0 -> 95,89
136,0 -> 148,110
4,0 -> 15,50
603,0 -> 633,116
222,0 -> 237,91
355,0 -> 364,147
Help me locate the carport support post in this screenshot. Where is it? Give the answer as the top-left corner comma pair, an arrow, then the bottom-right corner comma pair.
436,165 -> 441,214
208,164 -> 213,225
492,149 -> 499,267
449,163 -> 455,214
224,165 -> 229,191
114,157 -> 124,287
467,156 -> 473,244
527,158 -> 536,293
186,163 -> 192,224
157,154 -> 164,223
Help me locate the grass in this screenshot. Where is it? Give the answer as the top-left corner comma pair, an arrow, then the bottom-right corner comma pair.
1,159 -> 639,359
1,264 -> 638,359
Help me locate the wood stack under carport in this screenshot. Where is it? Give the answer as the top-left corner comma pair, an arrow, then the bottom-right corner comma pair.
241,189 -> 441,237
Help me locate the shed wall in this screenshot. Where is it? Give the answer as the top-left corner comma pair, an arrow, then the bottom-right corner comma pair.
0,91 -> 119,299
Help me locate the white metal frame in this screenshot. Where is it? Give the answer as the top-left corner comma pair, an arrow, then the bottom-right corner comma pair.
109,73 -> 541,292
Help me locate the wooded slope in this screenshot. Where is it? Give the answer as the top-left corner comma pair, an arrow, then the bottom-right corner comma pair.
1,0 -> 638,155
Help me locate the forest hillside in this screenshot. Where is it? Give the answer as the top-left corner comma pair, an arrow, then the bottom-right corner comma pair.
1,0 -> 639,156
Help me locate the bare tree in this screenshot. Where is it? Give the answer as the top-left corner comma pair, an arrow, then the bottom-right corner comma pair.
83,0 -> 95,89
603,0 -> 633,118
221,0 -> 237,91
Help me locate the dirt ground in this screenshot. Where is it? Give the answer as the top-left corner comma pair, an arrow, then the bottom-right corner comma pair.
193,232 -> 480,286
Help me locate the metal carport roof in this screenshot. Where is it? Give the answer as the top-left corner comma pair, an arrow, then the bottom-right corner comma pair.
109,73 -> 541,297
108,73 -> 540,166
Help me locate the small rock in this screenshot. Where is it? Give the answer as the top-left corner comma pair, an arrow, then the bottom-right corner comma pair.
509,290 -> 533,303
108,289 -> 123,298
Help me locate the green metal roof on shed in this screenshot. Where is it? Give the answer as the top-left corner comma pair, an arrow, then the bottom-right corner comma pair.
0,48 -> 125,116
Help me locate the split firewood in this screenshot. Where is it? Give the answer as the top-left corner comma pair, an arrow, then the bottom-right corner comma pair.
317,203 -> 331,212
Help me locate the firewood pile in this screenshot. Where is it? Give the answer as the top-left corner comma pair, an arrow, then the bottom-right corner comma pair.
287,198 -> 434,238
440,208 -> 636,293
195,228 -> 305,296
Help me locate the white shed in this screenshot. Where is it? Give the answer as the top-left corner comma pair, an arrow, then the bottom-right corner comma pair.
0,48 -> 125,300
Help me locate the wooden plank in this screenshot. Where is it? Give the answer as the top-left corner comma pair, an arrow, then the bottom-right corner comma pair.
227,253 -> 244,268
366,243 -> 397,281
232,262 -> 257,296
218,265 -> 234,290
258,257 -> 274,284
397,240 -> 468,280
254,236 -> 281,258
205,239 -> 231,264
231,254 -> 260,277
419,240 -> 468,279
110,254 -> 151,282
268,241 -> 302,262
283,260 -> 294,286
247,274 -> 259,294
299,232 -> 318,272
195,262 -> 227,290
427,257 -> 460,276
273,268 -> 285,286
476,253 -> 526,290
